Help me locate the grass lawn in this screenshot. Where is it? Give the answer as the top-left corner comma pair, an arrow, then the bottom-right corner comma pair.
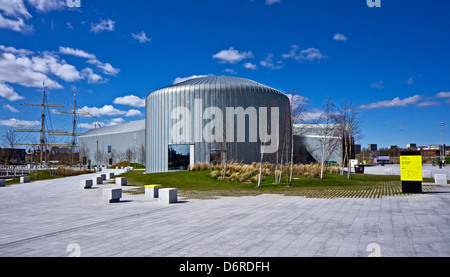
4,169 -> 64,185
4,168 -> 95,185
118,170 -> 438,199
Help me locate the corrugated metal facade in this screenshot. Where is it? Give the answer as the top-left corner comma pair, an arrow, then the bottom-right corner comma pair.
145,76 -> 291,173
79,120 -> 145,166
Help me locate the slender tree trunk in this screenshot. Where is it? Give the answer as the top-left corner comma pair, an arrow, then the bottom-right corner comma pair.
288,128 -> 294,186
257,151 -> 264,187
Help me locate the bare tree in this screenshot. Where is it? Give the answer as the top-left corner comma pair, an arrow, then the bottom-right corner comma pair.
334,100 -> 363,179
316,98 -> 340,179
286,93 -> 308,186
139,145 -> 145,165
125,147 -> 136,163
78,142 -> 90,166
3,129 -> 17,179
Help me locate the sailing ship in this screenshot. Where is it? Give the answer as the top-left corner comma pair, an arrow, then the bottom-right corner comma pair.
12,83 -> 97,165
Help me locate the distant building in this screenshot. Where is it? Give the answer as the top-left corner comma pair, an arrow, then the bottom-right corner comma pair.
421,150 -> 439,157
78,120 -> 145,167
354,144 -> 361,154
387,145 -> 398,150
0,148 -> 26,163
368,144 -> 377,152
427,145 -> 441,150
407,143 -> 416,148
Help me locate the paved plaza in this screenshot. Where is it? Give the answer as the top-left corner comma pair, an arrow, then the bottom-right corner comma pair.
1,168 -> 450,257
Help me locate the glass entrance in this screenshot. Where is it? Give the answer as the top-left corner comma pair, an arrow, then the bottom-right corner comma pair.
168,144 -> 190,170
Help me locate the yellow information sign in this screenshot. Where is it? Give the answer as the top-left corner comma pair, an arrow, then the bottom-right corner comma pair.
400,155 -> 423,181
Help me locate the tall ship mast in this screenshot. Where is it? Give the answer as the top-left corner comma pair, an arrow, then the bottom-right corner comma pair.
53,91 -> 89,164
13,84 -> 90,165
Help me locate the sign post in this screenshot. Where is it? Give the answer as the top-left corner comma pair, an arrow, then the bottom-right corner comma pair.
400,151 -> 422,193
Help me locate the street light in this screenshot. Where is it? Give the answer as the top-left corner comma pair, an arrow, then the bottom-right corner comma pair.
442,122 -> 445,163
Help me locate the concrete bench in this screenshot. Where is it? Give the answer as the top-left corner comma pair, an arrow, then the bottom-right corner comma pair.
422,170 -> 432,179
81,179 -> 93,189
145,185 -> 162,198
0,179 -> 5,187
384,169 -> 393,175
435,174 -> 448,185
115,177 -> 127,186
93,176 -> 103,185
20,176 -> 30,183
102,188 -> 122,203
158,188 -> 178,204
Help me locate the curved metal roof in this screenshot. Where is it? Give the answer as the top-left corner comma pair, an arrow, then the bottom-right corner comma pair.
153,76 -> 285,95
173,76 -> 264,87
80,119 -> 145,137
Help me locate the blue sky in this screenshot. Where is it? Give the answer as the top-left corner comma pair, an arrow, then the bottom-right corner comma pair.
0,0 -> 449,149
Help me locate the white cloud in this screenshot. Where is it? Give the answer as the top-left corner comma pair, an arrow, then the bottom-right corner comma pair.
333,33 -> 348,42
265,0 -> 281,5
78,122 -> 97,129
91,61 -> 120,76
173,74 -> 212,84
26,0 -> 66,13
416,101 -> 440,107
0,13 -> 32,32
212,47 -> 253,64
31,52 -> 82,82
406,77 -> 414,85
260,54 -> 283,69
0,82 -> 24,101
370,80 -> 383,89
3,104 -> 19,113
303,109 -> 324,121
0,118 -> 39,127
59,46 -> 120,76
282,45 -> 326,62
436,92 -> 450,98
243,62 -> 258,70
113,94 -> 145,108
90,18 -> 115,33
78,117 -> 126,129
0,52 -> 61,89
0,45 -> 117,90
125,109 -> 143,117
0,0 -> 66,32
0,45 -> 34,56
59,46 -> 96,60
78,105 -> 126,117
359,95 -> 423,109
105,117 -> 125,126
132,31 -> 151,43
298,48 -> 326,61
0,47 -> 83,89
0,0 -> 31,18
223,68 -> 237,74
82,67 -> 104,84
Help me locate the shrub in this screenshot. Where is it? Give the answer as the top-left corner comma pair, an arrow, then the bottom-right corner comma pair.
55,166 -> 94,177
210,170 -> 220,178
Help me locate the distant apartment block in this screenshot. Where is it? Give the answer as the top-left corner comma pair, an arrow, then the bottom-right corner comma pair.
368,144 -> 377,152
354,144 -> 361,154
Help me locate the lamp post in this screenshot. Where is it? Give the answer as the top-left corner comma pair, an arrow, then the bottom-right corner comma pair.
96,140 -> 99,171
442,122 -> 445,164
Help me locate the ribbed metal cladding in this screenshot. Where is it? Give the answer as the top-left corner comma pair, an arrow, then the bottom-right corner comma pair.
145,76 -> 291,173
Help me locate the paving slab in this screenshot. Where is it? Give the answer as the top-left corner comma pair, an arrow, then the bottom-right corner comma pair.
1,170 -> 450,257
